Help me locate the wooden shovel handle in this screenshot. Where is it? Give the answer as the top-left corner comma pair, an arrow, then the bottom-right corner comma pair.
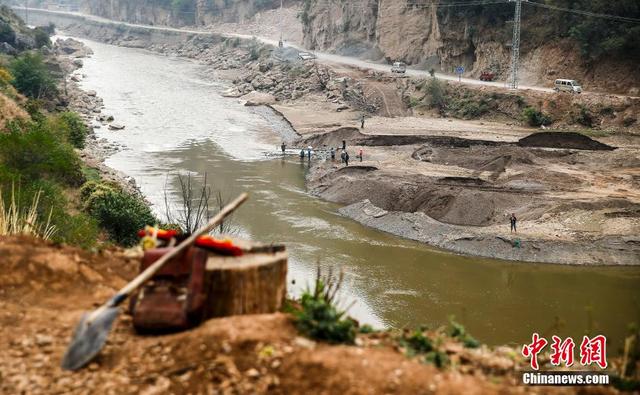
112,192 -> 249,304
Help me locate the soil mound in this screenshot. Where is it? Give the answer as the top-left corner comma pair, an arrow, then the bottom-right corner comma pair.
360,135 -> 502,147
518,132 -> 615,151
1,237 -> 533,394
336,165 -> 378,174
298,127 -> 363,148
0,236 -> 135,302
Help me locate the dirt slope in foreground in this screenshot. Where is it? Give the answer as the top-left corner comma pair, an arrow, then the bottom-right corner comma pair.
0,236 -> 615,394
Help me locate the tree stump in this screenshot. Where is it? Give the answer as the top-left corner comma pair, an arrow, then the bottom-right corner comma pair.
203,243 -> 288,319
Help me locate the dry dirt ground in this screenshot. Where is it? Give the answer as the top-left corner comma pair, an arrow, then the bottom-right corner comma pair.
0,236 -> 620,394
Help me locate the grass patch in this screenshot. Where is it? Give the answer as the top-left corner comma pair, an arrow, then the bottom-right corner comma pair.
0,182 -> 55,239
577,129 -> 612,138
0,118 -> 84,186
81,166 -> 101,183
292,266 -> 357,344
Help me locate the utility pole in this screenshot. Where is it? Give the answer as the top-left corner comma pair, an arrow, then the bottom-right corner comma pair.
508,0 -> 522,89
279,0 -> 284,46
25,0 -> 28,25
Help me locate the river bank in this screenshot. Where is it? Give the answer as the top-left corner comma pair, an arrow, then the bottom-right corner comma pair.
52,37 -> 143,197
30,9 -> 640,266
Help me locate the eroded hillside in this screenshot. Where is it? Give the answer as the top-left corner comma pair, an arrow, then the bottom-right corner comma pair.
75,0 -> 639,94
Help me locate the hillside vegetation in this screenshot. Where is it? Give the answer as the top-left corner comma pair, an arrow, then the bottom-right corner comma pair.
0,6 -> 156,248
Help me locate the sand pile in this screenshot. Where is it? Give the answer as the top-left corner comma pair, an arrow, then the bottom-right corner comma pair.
518,132 -> 615,151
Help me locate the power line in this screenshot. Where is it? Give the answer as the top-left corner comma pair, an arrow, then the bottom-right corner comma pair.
523,0 -> 640,24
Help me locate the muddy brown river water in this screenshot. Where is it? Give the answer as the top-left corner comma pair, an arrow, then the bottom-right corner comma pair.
75,38 -> 639,353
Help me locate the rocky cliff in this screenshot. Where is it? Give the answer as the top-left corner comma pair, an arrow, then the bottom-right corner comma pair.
76,0 -> 638,93
80,0 -> 290,27
301,0 -> 639,93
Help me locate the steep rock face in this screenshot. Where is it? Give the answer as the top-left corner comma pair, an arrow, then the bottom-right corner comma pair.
375,2 -> 442,66
301,0 -> 638,92
302,0 -> 378,56
302,0 -> 509,74
81,0 -> 285,27
81,0 -> 172,25
76,1 -> 638,93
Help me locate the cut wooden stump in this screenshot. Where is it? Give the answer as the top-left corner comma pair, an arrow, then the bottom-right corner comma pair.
203,243 -> 288,319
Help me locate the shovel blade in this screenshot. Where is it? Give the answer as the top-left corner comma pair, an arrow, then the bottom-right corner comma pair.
61,307 -> 120,371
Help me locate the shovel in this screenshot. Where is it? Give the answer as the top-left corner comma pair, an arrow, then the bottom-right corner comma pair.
61,192 -> 249,371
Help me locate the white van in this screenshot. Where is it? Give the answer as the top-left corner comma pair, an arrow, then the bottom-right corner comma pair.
298,52 -> 316,61
391,62 -> 407,74
554,79 -> 582,94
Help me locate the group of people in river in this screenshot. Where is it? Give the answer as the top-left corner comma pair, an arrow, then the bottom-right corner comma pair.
282,139 -> 363,167
278,113 -> 370,165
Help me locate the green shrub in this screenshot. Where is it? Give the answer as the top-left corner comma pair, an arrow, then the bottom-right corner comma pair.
359,324 -> 375,334
32,27 -> 51,48
449,97 -> 490,119
575,106 -> 593,127
426,77 -> 447,111
249,45 -> 261,61
9,52 -> 57,99
408,96 -> 422,108
52,211 -> 100,248
292,267 -> 356,344
402,330 -> 434,355
0,121 -> 83,186
84,185 -> 156,246
522,107 -> 552,127
398,329 -> 450,368
599,106 -> 614,117
449,317 -> 480,348
52,112 -> 88,149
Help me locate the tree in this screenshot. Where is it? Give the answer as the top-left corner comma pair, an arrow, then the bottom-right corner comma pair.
9,52 -> 57,99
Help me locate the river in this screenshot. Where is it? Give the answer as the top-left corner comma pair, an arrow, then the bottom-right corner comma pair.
74,38 -> 639,352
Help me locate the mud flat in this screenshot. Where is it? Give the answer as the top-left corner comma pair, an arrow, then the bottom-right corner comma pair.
303,127 -> 640,265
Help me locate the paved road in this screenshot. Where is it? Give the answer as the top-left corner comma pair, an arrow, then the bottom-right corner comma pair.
19,7 -> 634,97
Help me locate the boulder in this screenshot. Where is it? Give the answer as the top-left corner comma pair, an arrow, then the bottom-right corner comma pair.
0,42 -> 16,55
108,123 -> 125,131
241,91 -> 276,106
55,38 -> 93,57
